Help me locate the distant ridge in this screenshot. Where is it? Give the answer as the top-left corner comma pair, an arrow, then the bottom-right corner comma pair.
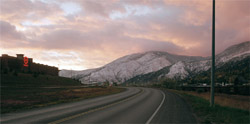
59,41 -> 250,84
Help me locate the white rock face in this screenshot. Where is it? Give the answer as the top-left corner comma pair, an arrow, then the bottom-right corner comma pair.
186,60 -> 210,73
166,61 -> 188,79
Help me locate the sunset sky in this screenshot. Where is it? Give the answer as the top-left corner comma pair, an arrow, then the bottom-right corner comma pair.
0,0 -> 249,70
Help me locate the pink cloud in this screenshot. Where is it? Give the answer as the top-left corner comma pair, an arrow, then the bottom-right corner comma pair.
0,0 -> 249,69
0,20 -> 27,47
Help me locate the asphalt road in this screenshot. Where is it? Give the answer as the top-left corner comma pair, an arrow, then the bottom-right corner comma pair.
1,87 -> 197,124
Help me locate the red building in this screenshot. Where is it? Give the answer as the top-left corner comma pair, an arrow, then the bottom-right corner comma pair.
0,54 -> 58,76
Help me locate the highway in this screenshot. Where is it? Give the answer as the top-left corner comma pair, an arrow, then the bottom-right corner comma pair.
1,87 -> 197,124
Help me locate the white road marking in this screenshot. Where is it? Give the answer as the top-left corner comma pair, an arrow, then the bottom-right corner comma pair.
146,90 -> 165,124
48,89 -> 144,124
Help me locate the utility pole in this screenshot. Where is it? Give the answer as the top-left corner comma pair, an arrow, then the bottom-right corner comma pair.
210,0 -> 215,107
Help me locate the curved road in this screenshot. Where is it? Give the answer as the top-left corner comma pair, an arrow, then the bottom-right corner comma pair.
1,87 -> 197,124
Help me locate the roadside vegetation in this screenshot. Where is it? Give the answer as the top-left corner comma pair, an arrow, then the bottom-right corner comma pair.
176,90 -> 250,110
169,89 -> 250,124
1,72 -> 83,87
1,73 -> 125,114
147,77 -> 249,123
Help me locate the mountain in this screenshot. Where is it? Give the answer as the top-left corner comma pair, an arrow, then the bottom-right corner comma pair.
60,51 -> 204,84
216,41 -> 250,63
125,41 -> 250,84
59,69 -> 96,78
59,41 -> 250,84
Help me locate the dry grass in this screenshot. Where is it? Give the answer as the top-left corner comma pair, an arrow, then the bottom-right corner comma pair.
169,89 -> 250,123
173,90 -> 250,111
1,73 -> 126,114
1,87 -> 125,114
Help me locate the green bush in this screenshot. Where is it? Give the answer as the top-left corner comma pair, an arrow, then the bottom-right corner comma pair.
162,78 -> 177,89
113,82 -> 118,86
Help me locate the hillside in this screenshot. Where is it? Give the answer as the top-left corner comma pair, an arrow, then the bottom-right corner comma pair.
60,41 -> 250,85
60,51 -> 204,84
1,73 -> 82,87
125,56 -> 250,85
186,56 -> 250,85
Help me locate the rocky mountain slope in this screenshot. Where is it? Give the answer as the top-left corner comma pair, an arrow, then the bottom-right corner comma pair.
60,51 -> 204,84
126,41 -> 250,84
60,41 -> 250,84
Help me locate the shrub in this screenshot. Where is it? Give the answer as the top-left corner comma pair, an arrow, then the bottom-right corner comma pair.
162,78 -> 177,89
113,82 -> 118,86
196,88 -> 205,94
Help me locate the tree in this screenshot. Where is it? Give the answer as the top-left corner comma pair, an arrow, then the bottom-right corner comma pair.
162,78 -> 177,89
113,82 -> 118,86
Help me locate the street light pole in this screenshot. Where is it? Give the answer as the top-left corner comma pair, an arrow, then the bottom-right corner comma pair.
210,0 -> 215,107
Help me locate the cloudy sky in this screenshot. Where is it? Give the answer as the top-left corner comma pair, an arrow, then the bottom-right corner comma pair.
0,0 -> 249,70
